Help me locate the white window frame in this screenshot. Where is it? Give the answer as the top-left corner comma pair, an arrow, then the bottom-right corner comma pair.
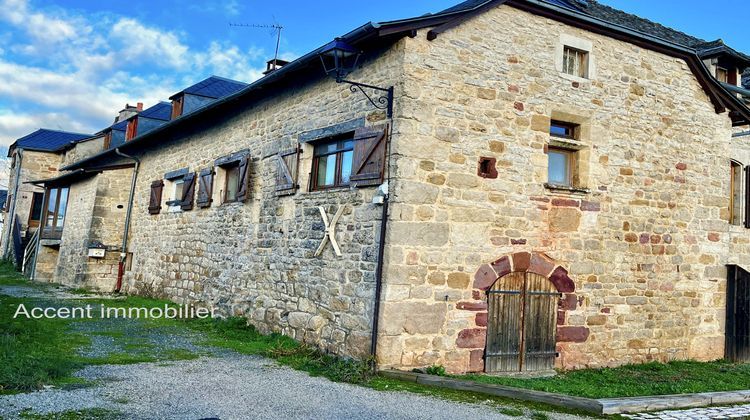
555,34 -> 595,81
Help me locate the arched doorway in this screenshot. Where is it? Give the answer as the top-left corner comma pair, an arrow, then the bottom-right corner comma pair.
485,271 -> 559,373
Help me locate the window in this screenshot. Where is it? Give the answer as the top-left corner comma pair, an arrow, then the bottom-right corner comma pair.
312,137 -> 354,190
548,148 -> 574,186
717,67 -> 729,83
171,96 -> 184,119
125,118 -> 138,141
103,131 -> 112,150
41,187 -> 69,239
550,121 -> 578,139
547,120 -> 583,189
28,192 -> 44,227
730,161 -> 743,226
224,163 -> 240,202
562,46 -> 588,78
166,178 -> 185,211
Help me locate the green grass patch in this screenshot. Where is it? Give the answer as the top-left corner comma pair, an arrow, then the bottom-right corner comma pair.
459,359 -> 750,399
19,408 -> 120,419
0,295 -> 89,393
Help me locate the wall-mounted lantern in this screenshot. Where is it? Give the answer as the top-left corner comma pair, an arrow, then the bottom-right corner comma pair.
319,38 -> 394,118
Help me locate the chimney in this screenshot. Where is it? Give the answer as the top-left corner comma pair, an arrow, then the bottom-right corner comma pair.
116,103 -> 142,123
263,58 -> 290,75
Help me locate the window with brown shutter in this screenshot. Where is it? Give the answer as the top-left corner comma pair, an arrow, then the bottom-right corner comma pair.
180,172 -> 196,211
275,147 -> 300,196
236,155 -> 251,202
126,118 -> 139,141
171,96 -> 184,119
148,180 -> 164,215
196,168 -> 214,208
350,125 -> 388,187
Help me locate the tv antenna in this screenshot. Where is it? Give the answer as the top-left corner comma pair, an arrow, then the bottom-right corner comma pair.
229,22 -> 284,69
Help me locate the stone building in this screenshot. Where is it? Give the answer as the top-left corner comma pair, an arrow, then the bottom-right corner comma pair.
23,0 -> 750,374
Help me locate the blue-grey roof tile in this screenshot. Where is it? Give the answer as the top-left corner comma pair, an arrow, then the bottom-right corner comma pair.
177,76 -> 248,99
12,129 -> 91,153
138,102 -> 171,121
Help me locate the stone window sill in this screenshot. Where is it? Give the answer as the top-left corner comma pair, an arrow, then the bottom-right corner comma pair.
544,183 -> 590,195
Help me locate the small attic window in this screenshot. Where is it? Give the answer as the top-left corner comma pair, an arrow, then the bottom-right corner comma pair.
562,46 -> 588,78
717,67 -> 729,83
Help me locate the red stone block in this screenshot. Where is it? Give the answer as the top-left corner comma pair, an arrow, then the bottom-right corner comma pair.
557,310 -> 566,325
559,293 -> 577,310
511,239 -> 527,245
580,201 -> 601,211
475,312 -> 488,327
472,290 -> 482,300
551,198 -> 580,207
473,264 -> 497,291
676,162 -> 687,170
529,253 -> 555,277
508,84 -> 520,93
513,252 -> 531,272
708,232 -> 720,242
457,302 -> 488,311
469,349 -> 485,372
491,256 -> 511,278
549,266 -> 575,293
557,326 -> 590,343
456,328 -> 487,349
514,102 -> 524,111
639,233 -> 650,244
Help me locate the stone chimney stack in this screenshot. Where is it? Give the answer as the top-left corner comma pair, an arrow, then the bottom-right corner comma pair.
116,103 -> 142,123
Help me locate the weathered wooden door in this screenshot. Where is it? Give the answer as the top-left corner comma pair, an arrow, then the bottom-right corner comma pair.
726,265 -> 750,362
485,272 -> 559,373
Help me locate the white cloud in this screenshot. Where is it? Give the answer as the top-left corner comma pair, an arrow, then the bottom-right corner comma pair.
0,0 -> 275,147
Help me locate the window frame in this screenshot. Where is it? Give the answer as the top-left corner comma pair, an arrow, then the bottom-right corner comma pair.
547,147 -> 575,187
28,191 -> 44,228
41,186 -> 70,240
222,162 -> 241,203
730,160 -> 743,226
717,66 -> 729,84
550,121 -> 579,140
311,135 -> 355,191
562,45 -> 589,79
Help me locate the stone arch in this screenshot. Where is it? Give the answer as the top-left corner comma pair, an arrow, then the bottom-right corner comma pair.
455,252 -> 587,373
473,252 -> 575,294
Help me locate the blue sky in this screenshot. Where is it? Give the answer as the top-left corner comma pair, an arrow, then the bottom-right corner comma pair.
0,0 -> 746,147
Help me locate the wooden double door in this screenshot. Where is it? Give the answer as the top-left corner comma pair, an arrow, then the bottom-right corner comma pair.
485,272 -> 559,373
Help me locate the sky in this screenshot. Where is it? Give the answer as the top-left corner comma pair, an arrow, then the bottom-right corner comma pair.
0,0 -> 747,149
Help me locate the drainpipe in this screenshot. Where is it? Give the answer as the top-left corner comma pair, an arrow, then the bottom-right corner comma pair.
114,148 -> 140,293
3,149 -> 22,260
370,187 -> 390,362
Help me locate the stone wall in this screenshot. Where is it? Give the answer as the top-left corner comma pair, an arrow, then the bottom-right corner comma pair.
1,150 -> 62,259
51,168 -> 131,291
378,4 -> 734,373
119,43 -> 405,358
62,136 -> 105,168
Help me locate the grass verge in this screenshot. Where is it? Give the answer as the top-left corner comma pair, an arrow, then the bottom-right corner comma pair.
457,359 -> 750,399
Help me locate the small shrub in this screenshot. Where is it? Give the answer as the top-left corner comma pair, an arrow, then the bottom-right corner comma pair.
426,365 -> 447,376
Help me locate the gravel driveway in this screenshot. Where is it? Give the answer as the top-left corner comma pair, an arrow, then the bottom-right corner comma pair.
0,355 -> 588,420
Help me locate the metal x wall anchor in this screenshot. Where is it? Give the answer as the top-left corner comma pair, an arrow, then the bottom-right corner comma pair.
315,206 -> 346,257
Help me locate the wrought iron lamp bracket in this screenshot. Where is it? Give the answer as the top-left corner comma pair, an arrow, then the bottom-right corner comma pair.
338,79 -> 394,119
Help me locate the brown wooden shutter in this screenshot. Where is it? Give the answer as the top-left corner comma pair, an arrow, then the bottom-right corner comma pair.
148,180 -> 163,215
196,168 -> 214,208
275,147 -> 300,196
236,155 -> 251,202
180,172 -> 196,211
745,166 -> 750,228
350,125 -> 388,187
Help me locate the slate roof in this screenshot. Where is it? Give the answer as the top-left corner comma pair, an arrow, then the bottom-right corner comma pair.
440,0 -> 707,48
171,76 -> 248,100
137,102 -> 171,121
111,120 -> 128,131
10,129 -> 91,155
